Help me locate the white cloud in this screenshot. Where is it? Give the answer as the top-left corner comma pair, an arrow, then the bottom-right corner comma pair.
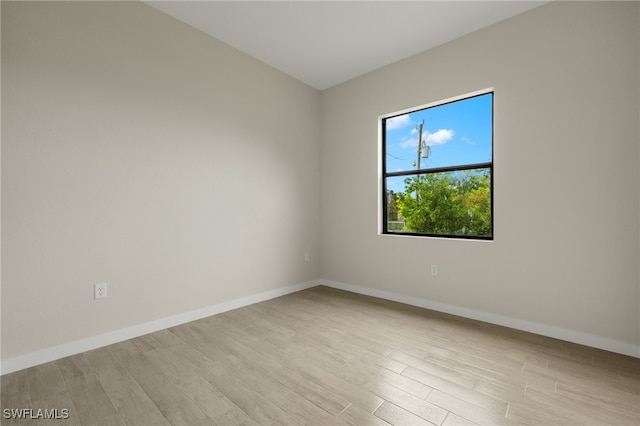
399,137 -> 418,149
425,129 -> 454,145
397,128 -> 455,149
461,136 -> 475,144
386,114 -> 411,130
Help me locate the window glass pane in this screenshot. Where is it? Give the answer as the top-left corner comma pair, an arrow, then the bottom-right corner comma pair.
386,169 -> 491,237
385,93 -> 492,173
385,176 -> 408,231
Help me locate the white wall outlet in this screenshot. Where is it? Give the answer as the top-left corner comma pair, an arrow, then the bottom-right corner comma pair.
431,265 -> 438,276
304,253 -> 310,262
94,282 -> 107,300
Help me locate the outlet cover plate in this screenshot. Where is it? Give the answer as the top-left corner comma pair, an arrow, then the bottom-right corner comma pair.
94,283 -> 107,299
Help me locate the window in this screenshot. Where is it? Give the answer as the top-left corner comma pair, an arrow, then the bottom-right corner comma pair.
382,90 -> 493,239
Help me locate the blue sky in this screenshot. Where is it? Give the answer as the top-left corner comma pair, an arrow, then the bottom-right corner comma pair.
384,93 -> 493,175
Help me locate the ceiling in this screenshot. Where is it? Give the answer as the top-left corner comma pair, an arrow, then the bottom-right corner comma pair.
145,1 -> 549,90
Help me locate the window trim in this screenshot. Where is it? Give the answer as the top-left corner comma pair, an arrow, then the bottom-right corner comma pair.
379,89 -> 494,240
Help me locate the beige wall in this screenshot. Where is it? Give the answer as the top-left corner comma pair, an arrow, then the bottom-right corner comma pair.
2,0 -> 639,367
1,1 -> 320,360
320,1 -> 640,347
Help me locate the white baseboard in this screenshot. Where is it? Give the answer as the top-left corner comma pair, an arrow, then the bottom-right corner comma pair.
1,280 -> 321,375
318,279 -> 640,359
4,277 -> 637,374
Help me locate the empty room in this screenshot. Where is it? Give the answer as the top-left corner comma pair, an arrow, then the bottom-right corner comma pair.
1,1 -> 639,425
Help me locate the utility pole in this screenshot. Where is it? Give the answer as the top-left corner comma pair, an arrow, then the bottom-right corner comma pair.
415,120 -> 424,205
416,120 -> 424,170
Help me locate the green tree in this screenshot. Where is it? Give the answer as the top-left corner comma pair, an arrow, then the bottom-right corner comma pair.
386,190 -> 399,222
395,169 -> 491,236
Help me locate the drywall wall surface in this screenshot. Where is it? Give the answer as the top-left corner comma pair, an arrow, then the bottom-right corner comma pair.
0,1 -> 3,371
2,1 -> 320,360
637,0 -> 640,350
320,1 -> 640,346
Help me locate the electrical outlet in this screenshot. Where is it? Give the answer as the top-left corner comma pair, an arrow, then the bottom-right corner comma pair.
94,283 -> 107,300
431,265 -> 438,276
304,253 -> 310,262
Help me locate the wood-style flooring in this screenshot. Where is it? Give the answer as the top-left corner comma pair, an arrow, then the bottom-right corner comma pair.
2,285 -> 639,425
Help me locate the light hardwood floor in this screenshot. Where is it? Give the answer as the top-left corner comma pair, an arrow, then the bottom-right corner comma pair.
2,286 -> 639,425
